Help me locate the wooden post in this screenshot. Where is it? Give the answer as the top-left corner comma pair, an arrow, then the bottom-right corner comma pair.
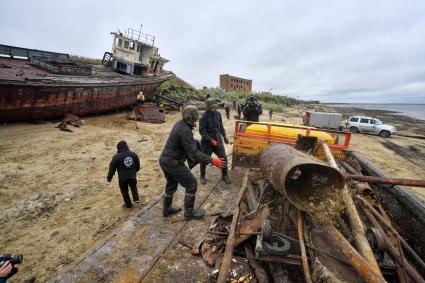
297,209 -> 312,283
321,141 -> 383,278
217,170 -> 250,283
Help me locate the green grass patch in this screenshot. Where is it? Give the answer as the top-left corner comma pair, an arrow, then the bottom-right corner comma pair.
70,55 -> 102,65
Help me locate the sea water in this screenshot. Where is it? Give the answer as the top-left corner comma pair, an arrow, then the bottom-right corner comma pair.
325,104 -> 425,121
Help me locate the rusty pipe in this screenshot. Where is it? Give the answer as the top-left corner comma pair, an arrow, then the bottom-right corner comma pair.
322,223 -> 386,283
321,142 -> 383,276
345,174 -> 425,188
260,144 -> 345,213
260,144 -> 385,282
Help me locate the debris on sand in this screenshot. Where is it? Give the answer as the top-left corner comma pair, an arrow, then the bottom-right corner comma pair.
57,113 -> 82,131
127,103 -> 165,123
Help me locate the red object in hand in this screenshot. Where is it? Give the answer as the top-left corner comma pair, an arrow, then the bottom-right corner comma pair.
211,139 -> 218,146
212,157 -> 225,169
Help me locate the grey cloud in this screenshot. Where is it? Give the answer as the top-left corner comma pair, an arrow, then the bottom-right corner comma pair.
1,0 -> 424,103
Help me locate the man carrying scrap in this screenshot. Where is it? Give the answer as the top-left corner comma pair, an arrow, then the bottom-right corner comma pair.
159,105 -> 225,220
199,98 -> 231,185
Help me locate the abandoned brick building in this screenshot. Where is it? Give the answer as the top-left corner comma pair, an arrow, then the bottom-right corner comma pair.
220,74 -> 252,92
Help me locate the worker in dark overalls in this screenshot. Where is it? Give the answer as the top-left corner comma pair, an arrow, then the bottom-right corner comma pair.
237,104 -> 242,120
199,99 -> 231,185
225,103 -> 231,119
159,105 -> 225,219
107,141 -> 140,208
243,95 -> 262,122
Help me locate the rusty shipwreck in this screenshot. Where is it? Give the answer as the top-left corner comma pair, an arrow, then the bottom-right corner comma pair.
0,27 -> 174,122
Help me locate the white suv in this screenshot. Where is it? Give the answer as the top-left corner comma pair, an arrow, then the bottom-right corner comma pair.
346,116 -> 397,138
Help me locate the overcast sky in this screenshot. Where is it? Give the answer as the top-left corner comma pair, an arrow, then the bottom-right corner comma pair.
1,0 -> 425,103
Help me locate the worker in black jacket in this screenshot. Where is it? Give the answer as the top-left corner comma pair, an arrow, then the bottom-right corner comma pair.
243,95 -> 263,122
199,99 -> 231,185
159,105 -> 225,219
107,141 -> 140,208
224,103 -> 231,119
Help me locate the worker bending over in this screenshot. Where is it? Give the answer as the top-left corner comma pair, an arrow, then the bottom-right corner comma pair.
199,99 -> 231,185
159,105 -> 225,220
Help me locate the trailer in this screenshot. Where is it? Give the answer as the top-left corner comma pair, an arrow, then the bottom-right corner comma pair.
304,111 -> 343,129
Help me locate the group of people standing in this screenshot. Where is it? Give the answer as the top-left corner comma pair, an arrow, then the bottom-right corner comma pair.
236,95 -> 263,122
107,95 -> 263,220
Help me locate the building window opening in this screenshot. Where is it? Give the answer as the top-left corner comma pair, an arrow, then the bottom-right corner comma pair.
134,65 -> 144,76
124,41 -> 129,49
129,42 -> 135,50
117,38 -> 122,47
116,62 -> 127,73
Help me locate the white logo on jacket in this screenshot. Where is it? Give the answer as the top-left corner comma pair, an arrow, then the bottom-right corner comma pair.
124,157 -> 133,168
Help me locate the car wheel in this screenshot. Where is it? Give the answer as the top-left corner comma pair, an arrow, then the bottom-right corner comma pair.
350,126 -> 359,133
380,130 -> 390,138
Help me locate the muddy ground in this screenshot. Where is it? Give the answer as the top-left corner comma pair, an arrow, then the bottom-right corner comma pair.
0,105 -> 424,282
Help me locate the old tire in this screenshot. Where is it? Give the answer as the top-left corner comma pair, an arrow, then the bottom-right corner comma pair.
262,233 -> 291,256
350,126 -> 359,133
380,130 -> 391,138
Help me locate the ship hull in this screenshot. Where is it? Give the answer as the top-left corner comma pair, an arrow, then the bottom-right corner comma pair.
0,77 -> 173,122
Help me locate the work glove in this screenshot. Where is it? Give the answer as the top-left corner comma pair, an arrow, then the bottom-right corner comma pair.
211,157 -> 226,169
211,139 -> 218,146
223,135 -> 229,144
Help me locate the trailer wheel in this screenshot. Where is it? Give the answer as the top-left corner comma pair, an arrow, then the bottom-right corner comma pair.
380,130 -> 391,138
350,126 -> 359,133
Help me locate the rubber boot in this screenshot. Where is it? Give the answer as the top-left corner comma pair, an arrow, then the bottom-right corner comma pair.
222,173 -> 231,184
184,195 -> 205,220
200,164 -> 207,185
222,167 -> 231,184
163,195 -> 182,217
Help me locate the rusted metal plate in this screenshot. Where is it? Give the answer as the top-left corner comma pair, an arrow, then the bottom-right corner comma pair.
127,103 -> 165,123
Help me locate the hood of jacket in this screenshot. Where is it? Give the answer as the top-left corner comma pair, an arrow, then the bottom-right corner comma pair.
117,141 -> 129,153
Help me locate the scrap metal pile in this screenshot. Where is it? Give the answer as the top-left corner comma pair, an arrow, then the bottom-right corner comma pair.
194,144 -> 425,283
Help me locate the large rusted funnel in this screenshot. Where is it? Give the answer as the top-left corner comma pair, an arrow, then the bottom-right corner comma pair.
260,144 -> 345,214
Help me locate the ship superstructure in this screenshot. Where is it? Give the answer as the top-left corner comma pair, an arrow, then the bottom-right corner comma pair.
103,26 -> 169,77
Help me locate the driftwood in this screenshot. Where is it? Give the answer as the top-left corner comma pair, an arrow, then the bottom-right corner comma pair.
216,170 -> 250,283
297,210 -> 312,283
321,142 -> 383,277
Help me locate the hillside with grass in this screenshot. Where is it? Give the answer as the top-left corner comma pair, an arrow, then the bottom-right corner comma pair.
156,77 -> 300,112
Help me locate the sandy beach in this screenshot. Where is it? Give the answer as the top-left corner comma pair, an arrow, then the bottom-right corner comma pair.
0,105 -> 424,281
